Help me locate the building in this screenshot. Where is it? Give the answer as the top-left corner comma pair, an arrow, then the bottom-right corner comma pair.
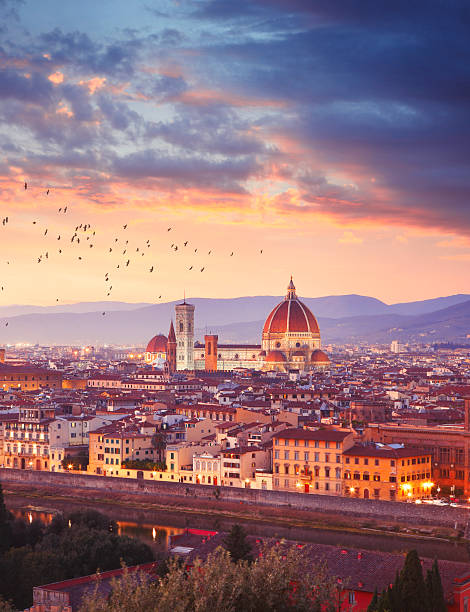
1,404 -> 55,470
272,427 -> 356,494
365,398 -> 470,496
144,334 -> 167,365
175,300 -> 195,371
142,277 -> 330,374
343,443 -> 433,501
0,364 -> 62,390
88,423 -> 158,476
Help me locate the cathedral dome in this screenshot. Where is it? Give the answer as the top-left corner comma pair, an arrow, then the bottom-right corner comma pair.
263,278 -> 319,335
265,350 -> 286,363
311,349 -> 330,364
146,334 -> 167,354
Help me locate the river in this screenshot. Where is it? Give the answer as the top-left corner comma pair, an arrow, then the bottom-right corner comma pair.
10,501 -> 470,563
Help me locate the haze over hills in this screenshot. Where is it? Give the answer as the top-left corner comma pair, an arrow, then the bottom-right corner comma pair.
0,294 -> 469,345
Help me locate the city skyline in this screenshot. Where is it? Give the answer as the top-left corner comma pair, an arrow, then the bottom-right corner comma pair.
1,1 -> 469,305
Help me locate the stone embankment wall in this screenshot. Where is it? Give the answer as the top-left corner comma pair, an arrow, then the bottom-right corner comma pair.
0,468 -> 466,528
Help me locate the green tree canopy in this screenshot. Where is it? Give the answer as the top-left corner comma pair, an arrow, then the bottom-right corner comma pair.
222,524 -> 253,563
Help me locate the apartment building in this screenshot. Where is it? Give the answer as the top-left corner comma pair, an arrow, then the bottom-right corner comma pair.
272,428 -> 356,494
343,443 -> 433,501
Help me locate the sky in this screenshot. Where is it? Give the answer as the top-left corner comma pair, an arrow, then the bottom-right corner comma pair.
0,0 -> 469,306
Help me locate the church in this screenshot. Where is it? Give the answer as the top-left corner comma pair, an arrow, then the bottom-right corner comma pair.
144,278 -> 330,373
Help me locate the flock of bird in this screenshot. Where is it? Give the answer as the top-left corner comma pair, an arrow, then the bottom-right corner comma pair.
0,182 -> 264,327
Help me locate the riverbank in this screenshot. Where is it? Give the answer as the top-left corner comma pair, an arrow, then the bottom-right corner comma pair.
4,481 -> 470,562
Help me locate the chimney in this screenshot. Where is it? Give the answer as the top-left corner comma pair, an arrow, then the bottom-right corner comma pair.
465,398 -> 470,432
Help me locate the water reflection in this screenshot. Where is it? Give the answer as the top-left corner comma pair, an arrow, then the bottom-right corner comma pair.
12,508 -> 184,552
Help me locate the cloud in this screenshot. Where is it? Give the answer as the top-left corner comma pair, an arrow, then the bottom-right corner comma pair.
338,231 -> 363,245
111,149 -> 259,193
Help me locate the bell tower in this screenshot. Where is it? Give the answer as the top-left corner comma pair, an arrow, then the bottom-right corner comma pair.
166,320 -> 177,374
175,299 -> 195,371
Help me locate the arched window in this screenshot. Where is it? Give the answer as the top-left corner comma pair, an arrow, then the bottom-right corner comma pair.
179,322 -> 183,332
335,468 -> 341,479
363,471 -> 370,481
296,342 -> 301,348
314,466 -> 320,477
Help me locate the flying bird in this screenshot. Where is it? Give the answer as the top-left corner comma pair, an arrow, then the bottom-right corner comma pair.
123,224 -> 127,229
46,189 -> 49,195
24,182 -> 27,190
184,241 -> 188,246
230,252 -> 234,256
167,227 -> 171,231
149,266 -> 154,272
44,229 -> 48,236
189,266 -> 193,270
200,267 -> 205,272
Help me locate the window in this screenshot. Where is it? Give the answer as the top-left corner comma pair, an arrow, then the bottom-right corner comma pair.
345,457 -> 350,464
294,440 -> 299,447
294,452 -> 299,461
284,451 -> 290,460
325,467 -> 330,478
354,457 -> 359,465
325,442 -> 330,449
364,458 -> 369,466
275,451 -> 280,459
304,452 -> 309,462
314,452 -> 320,462
325,454 -> 330,463
374,459 -> 379,466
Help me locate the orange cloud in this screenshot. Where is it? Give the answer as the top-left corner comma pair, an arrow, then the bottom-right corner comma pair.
175,88 -> 287,109
48,71 -> 64,84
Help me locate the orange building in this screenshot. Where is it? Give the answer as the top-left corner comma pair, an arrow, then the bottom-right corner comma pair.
343,444 -> 433,501
0,365 -> 62,390
366,398 -> 470,496
272,428 -> 355,494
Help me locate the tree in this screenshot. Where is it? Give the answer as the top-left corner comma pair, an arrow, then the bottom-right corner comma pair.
426,559 -> 446,612
151,430 -> 167,462
79,543 -> 344,612
398,550 -> 428,612
222,524 -> 253,563
367,588 -> 379,612
0,483 -> 11,553
0,595 -> 14,612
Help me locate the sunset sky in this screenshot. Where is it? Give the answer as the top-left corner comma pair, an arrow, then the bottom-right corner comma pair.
0,0 -> 469,306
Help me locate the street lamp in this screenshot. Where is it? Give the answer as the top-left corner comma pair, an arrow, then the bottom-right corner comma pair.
437,486 -> 441,498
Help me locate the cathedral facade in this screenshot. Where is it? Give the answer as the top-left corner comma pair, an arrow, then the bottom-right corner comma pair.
145,278 -> 329,373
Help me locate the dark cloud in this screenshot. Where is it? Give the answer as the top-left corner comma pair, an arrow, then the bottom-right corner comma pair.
0,68 -> 54,105
112,148 -> 259,193
145,105 -> 269,156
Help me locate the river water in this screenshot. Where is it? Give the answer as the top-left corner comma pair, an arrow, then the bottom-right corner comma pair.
10,502 -> 470,562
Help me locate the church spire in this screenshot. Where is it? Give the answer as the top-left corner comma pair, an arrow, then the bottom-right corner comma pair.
286,276 -> 297,300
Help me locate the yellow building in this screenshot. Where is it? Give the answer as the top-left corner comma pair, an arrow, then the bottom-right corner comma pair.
343,444 -> 433,501
88,425 -> 158,476
272,428 -> 356,494
0,365 -> 62,390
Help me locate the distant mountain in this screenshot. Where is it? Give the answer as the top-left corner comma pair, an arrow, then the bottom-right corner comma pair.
388,294 -> 470,316
0,294 -> 469,345
0,302 -> 152,317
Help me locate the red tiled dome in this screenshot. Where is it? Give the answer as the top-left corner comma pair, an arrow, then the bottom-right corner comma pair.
265,350 -> 286,363
146,334 -> 167,353
311,349 -> 330,363
263,299 -> 319,334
